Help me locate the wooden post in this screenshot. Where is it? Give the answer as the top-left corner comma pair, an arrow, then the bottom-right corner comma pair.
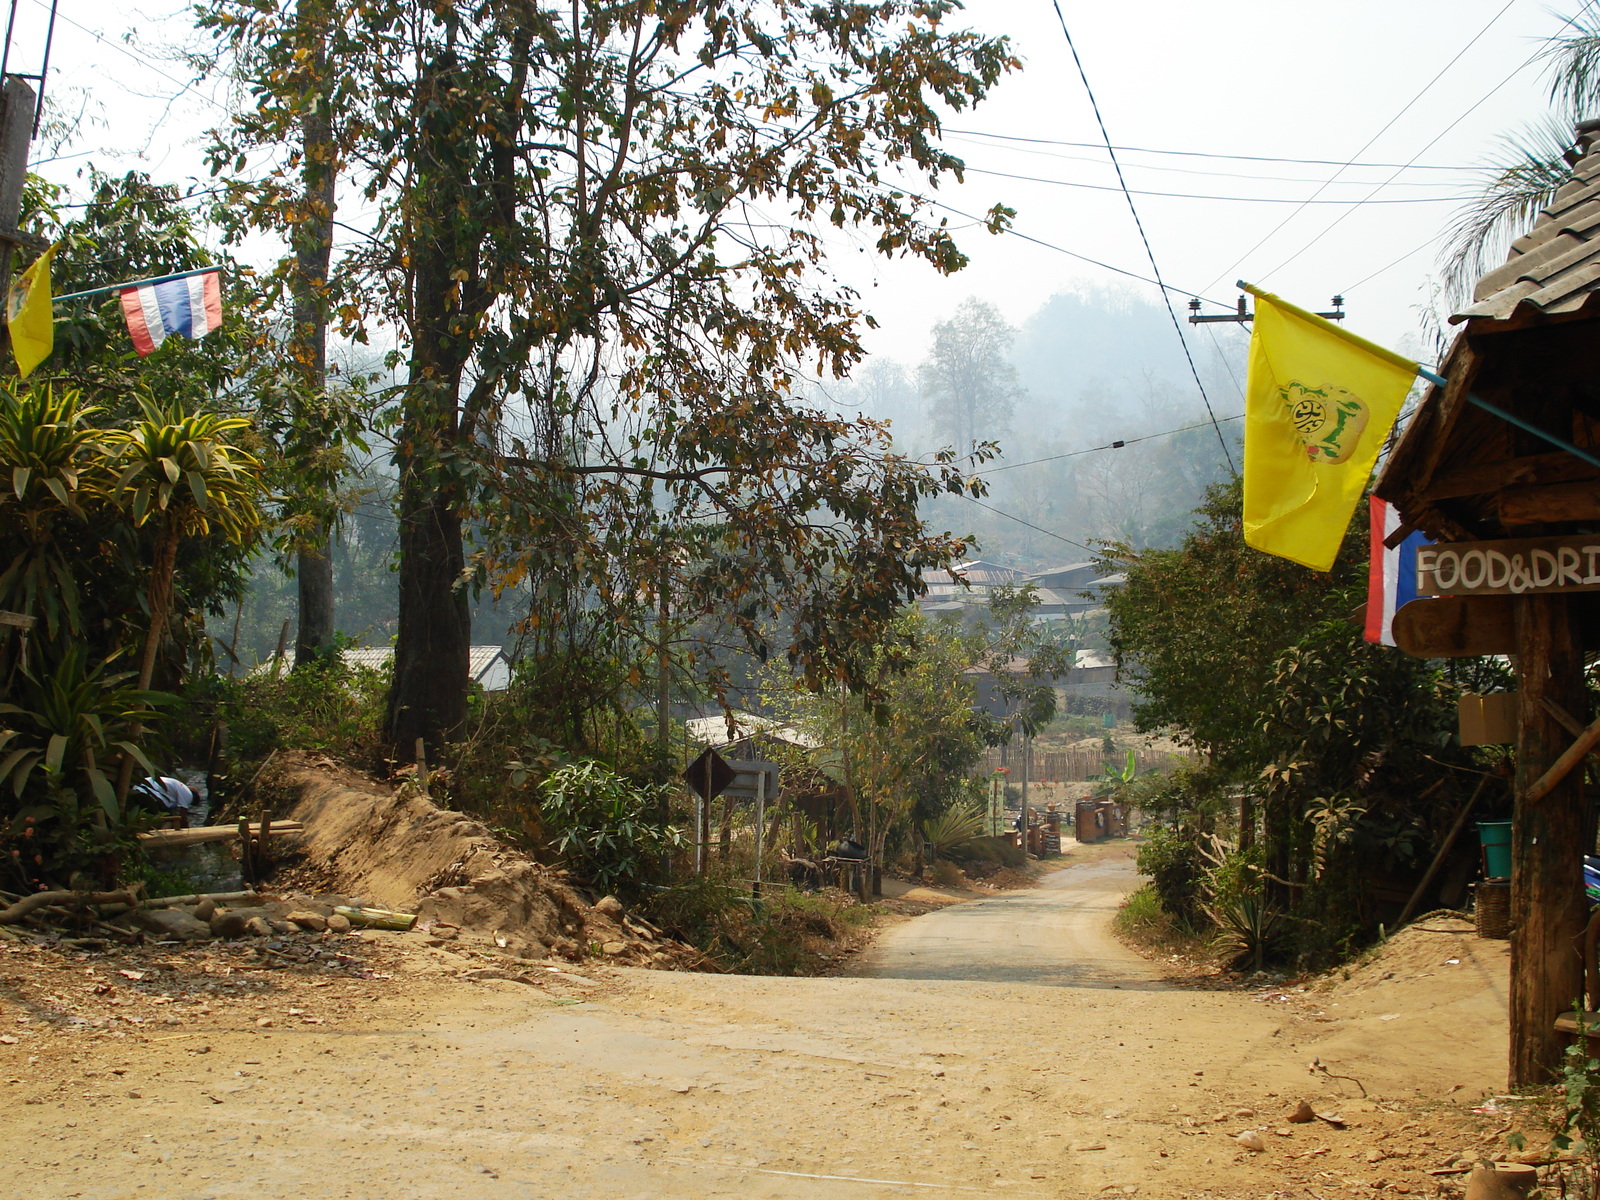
1510,593 -> 1590,1087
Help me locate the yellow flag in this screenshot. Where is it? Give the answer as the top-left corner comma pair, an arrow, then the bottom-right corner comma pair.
6,245 -> 55,378
1241,283 -> 1417,572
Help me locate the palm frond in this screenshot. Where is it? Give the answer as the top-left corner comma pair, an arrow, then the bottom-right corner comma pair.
1538,11 -> 1600,117
1440,115 -> 1575,309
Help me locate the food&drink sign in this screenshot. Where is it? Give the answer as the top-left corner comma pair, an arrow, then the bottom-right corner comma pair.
1416,535 -> 1600,596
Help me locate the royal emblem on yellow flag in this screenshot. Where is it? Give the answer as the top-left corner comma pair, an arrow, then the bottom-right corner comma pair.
1240,283 -> 1418,572
6,244 -> 56,378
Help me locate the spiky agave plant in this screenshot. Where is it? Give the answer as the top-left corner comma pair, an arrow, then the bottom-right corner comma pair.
922,804 -> 985,861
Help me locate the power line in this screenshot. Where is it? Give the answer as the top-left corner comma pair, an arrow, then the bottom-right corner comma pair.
975,413 -> 1243,477
947,135 -> 1469,189
944,128 -> 1476,172
1047,0 -> 1236,474
1263,33 -> 1561,280
28,0 -> 228,113
959,494 -> 1099,553
960,164 -> 1476,204
1203,0 -> 1519,291
922,197 -> 1237,310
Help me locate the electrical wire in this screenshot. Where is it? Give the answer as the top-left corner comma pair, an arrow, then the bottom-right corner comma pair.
958,494 -> 1099,553
975,413 -> 1243,477
1047,0 -> 1236,474
944,128 -> 1476,173
960,164 -> 1477,205
1261,40 -> 1552,280
1202,0 -> 1519,291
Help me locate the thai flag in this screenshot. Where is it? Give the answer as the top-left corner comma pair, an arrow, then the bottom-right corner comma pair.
118,270 -> 223,356
1365,495 -> 1430,646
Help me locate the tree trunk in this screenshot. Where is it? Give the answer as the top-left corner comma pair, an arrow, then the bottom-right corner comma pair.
385,481 -> 470,755
290,0 -> 338,668
381,53 -> 476,758
116,522 -> 180,810
1509,593 -> 1589,1088
294,545 -> 335,666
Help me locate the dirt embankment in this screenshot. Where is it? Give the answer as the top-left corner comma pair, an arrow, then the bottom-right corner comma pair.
273,752 -> 700,968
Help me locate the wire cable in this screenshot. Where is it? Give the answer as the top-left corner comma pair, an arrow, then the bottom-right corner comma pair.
960,164 -> 1477,205
1262,40 -> 1551,280
958,494 -> 1099,553
975,413 -> 1243,477
944,128 -> 1476,172
1047,0 -> 1236,474
1202,0 -> 1518,291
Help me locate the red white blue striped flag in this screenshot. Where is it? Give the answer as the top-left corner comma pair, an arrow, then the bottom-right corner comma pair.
118,269 -> 222,356
1365,495 -> 1430,646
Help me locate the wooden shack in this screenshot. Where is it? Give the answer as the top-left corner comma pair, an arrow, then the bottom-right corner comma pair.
1374,117 -> 1600,1087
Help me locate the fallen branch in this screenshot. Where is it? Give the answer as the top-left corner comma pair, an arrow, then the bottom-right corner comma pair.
0,890 -> 136,925
141,890 -> 258,910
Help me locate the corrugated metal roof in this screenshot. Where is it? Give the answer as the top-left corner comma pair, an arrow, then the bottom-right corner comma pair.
684,712 -> 820,750
1453,118 -> 1600,325
334,645 -> 509,687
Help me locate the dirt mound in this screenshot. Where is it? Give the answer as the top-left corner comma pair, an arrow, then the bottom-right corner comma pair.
271,752 -> 697,968
1286,912 -> 1509,1098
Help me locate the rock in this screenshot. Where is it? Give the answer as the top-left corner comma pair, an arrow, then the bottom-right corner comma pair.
1464,1163 -> 1538,1200
286,911 -> 327,932
1235,1131 -> 1266,1153
1287,1100 -> 1317,1124
243,916 -> 273,938
601,941 -> 627,956
193,898 -> 216,922
593,895 -> 625,919
325,913 -> 352,934
1233,1108 -> 1256,1119
131,908 -> 212,942
268,919 -> 295,935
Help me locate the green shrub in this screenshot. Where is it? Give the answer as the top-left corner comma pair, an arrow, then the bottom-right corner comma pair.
648,878 -> 868,974
537,760 -> 683,898
1135,826 -> 1205,929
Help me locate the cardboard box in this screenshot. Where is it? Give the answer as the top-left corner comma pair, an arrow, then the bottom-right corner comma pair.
1459,691 -> 1519,746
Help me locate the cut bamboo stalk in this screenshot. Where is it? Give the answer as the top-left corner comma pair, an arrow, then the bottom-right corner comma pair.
332,905 -> 416,931
1527,709 -> 1600,804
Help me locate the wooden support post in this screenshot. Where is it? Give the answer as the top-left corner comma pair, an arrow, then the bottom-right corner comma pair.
1510,593 -> 1590,1088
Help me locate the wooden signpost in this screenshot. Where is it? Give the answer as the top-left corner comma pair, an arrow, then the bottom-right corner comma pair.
1416,535 -> 1600,597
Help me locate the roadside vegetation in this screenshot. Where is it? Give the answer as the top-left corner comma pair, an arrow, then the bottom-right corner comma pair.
1101,480 -> 1513,974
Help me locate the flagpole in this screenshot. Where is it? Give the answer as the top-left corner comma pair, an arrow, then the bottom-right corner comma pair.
53,265 -> 222,305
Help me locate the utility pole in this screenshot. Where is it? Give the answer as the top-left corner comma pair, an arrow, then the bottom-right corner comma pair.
0,0 -> 58,359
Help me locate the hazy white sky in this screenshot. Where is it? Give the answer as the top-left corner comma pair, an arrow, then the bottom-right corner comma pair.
16,0 -> 1567,377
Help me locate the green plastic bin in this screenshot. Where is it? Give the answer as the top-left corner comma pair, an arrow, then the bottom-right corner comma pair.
1477,820 -> 1512,880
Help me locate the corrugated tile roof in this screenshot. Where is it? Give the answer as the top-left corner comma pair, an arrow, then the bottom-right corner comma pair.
1453,118 -> 1600,324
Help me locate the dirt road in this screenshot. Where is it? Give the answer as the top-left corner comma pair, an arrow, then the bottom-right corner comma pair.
4,847 -> 1509,1199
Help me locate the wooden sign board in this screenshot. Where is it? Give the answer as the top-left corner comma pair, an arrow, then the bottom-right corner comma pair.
1392,596 -> 1514,658
1416,535 -> 1600,596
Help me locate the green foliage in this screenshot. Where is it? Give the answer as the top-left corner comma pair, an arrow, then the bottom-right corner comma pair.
1103,477 -> 1367,772
1547,1025 -> 1600,1196
922,805 -> 985,860
1206,891 -> 1286,974
209,656 -> 390,769
647,876 -> 869,975
0,647 -> 166,888
536,761 -> 683,899
1136,827 -> 1206,930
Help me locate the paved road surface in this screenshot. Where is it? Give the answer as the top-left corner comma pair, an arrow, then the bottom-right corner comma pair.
857,858 -> 1164,990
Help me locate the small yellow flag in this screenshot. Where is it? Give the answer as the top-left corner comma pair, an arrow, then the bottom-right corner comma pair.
6,244 -> 55,378
1241,283 -> 1417,572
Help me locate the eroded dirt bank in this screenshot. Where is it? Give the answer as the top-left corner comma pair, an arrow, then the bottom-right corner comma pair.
3,845 -> 1511,1199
